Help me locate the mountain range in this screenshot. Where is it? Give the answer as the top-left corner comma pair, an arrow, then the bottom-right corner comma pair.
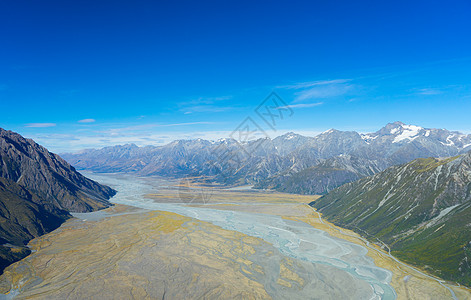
60,121 -> 471,287
0,128 -> 115,273
310,151 -> 471,286
4,122 -> 471,288
62,122 -> 471,193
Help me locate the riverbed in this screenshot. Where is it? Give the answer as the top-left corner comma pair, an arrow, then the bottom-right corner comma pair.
1,173 -> 469,299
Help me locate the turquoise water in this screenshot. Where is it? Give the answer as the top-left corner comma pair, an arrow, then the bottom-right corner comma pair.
84,172 -> 397,300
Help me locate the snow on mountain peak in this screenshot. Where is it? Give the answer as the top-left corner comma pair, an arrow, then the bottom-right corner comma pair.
392,124 -> 423,143
283,132 -> 297,140
322,129 -> 336,135
360,134 -> 378,144
401,124 -> 423,131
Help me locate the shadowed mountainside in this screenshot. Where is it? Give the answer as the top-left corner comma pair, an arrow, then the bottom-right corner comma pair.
0,128 -> 116,274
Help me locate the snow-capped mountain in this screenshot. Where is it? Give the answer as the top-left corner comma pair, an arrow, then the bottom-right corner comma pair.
362,121 -> 471,149
62,122 -> 471,193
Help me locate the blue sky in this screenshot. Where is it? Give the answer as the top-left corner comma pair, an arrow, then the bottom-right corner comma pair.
1,0 -> 471,152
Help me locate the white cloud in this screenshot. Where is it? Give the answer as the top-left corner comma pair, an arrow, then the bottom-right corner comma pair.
99,121 -> 215,135
32,129 -> 233,153
182,105 -> 233,114
178,95 -> 234,114
285,102 -> 324,109
187,95 -> 233,104
78,118 -> 96,123
25,123 -> 56,128
294,83 -> 353,102
277,78 -> 355,102
278,79 -> 351,89
415,88 -> 442,95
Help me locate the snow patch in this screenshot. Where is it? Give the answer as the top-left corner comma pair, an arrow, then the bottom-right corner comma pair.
216,138 -> 232,144
392,124 -> 423,143
360,134 -> 378,144
440,135 -> 456,147
322,129 -> 335,134
445,135 -> 456,146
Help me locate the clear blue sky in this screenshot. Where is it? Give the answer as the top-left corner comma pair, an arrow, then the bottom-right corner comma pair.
1,0 -> 471,152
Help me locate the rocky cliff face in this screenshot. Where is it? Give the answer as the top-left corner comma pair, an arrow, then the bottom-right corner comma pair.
0,178 -> 68,245
0,177 -> 68,273
0,128 -> 116,212
311,151 -> 471,286
0,128 -> 116,274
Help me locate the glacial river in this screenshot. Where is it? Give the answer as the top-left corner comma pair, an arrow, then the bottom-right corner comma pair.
84,172 -> 397,300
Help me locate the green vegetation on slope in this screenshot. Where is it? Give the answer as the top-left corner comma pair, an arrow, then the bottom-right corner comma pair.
311,152 -> 471,286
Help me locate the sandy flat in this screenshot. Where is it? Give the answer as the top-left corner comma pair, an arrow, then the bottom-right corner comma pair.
1,208 -> 376,299
147,183 -> 471,300
3,173 -> 470,299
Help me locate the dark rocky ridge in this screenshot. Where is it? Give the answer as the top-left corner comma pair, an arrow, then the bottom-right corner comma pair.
0,128 -> 116,274
0,128 -> 116,212
0,177 -> 67,273
0,178 -> 67,245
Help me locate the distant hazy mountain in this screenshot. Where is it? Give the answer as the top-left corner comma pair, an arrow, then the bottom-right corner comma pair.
0,128 -> 116,273
255,122 -> 471,193
62,122 -> 471,193
311,151 -> 471,286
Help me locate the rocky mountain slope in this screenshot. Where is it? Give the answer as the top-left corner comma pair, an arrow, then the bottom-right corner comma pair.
63,122 -> 471,194
0,128 -> 116,274
1,128 -> 116,212
254,155 -> 389,194
0,178 -> 67,273
311,151 -> 471,286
